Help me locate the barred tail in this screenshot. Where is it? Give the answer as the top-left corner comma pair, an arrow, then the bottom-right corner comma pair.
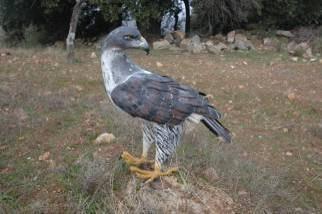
201,118 -> 232,143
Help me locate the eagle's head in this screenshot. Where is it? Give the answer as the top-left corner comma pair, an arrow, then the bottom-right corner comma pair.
102,26 -> 150,54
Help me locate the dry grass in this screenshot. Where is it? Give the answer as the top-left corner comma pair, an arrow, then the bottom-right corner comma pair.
0,46 -> 321,213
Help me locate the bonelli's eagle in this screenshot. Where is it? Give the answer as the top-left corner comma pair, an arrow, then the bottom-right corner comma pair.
101,26 -> 231,183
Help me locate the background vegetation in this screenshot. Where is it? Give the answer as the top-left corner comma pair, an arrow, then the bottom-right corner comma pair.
1,0 -> 322,45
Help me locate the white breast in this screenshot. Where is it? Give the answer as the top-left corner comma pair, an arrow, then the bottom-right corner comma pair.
101,51 -> 117,94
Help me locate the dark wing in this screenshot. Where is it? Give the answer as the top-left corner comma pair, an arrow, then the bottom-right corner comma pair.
110,72 -> 221,125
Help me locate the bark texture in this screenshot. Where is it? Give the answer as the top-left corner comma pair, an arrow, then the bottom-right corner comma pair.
66,0 -> 84,63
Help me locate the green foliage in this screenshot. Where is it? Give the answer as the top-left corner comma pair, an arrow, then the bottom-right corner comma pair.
192,0 -> 322,33
261,0 -> 322,28
191,0 -> 263,33
0,0 -> 176,44
22,24 -> 47,47
0,0 -> 75,43
89,0 -> 176,32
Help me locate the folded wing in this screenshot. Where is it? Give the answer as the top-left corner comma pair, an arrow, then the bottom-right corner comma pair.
111,72 -> 221,125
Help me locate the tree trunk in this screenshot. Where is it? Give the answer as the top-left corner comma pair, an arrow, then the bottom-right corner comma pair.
183,0 -> 190,35
174,11 -> 179,31
66,0 -> 84,63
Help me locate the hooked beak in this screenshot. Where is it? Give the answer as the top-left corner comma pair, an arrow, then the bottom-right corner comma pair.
139,36 -> 150,55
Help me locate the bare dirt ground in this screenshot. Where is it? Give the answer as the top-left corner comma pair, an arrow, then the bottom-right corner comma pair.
0,47 -> 321,213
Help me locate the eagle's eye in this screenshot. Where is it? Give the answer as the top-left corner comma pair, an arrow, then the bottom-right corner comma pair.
123,35 -> 138,40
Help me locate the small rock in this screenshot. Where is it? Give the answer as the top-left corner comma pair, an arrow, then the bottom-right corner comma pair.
189,35 -> 206,54
164,32 -> 174,44
276,30 -> 294,38
156,61 -> 163,67
39,152 -> 50,161
232,34 -> 255,50
74,85 -> 83,92
227,30 -> 236,43
290,57 -> 299,62
263,37 -> 278,50
206,41 -> 228,54
303,47 -> 313,59
179,38 -> 192,49
153,40 -> 171,50
263,37 -> 273,46
1,52 -> 10,57
288,41 -> 311,57
285,151 -> 293,156
294,207 -> 303,213
90,52 -> 97,58
287,41 -> 297,55
214,33 -> 226,41
94,133 -> 116,145
172,31 -> 185,43
238,190 -> 248,196
287,92 -> 296,101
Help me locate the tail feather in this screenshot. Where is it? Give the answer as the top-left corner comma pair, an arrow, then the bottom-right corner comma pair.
201,118 -> 232,143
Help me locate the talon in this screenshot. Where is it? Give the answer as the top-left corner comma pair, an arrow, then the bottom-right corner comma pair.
121,151 -> 153,166
129,165 -> 178,182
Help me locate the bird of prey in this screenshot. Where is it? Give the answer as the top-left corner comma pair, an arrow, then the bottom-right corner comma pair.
101,26 -> 231,183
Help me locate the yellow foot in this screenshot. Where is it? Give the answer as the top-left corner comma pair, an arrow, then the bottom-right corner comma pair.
130,166 -> 178,183
121,151 -> 153,166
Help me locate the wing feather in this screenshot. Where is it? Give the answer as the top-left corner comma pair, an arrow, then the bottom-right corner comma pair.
111,72 -> 221,125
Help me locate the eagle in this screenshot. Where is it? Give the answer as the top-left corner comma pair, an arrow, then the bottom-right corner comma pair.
101,26 -> 232,183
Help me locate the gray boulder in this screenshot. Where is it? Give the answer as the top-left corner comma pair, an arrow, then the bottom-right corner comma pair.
276,30 -> 294,38
287,41 -> 314,58
172,31 -> 185,45
153,40 -> 172,50
164,32 -> 175,44
180,35 -> 206,54
227,30 -> 235,43
206,41 -> 228,54
232,34 -> 255,50
179,38 -> 192,50
190,35 -> 205,53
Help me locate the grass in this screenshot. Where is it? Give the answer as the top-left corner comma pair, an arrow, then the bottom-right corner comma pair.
0,46 -> 321,213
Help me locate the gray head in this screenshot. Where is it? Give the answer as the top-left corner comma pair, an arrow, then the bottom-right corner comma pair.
102,26 -> 150,54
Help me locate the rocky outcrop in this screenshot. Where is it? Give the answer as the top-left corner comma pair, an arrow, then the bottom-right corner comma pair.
231,34 -> 255,50
287,41 -> 313,58
276,30 -> 294,38
227,31 -> 236,43
152,40 -> 172,50
189,35 -> 206,53
206,41 -> 228,54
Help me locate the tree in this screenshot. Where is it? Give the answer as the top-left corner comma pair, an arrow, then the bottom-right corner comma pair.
90,0 -> 176,34
260,0 -> 322,28
182,0 -> 190,34
66,0 -> 85,63
191,0 -> 262,34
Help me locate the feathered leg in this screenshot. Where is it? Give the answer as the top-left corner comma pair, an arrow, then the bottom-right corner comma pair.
121,122 -> 154,166
129,123 -> 183,183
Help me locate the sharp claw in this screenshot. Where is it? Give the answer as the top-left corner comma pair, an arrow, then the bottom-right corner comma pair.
121,151 -> 153,166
